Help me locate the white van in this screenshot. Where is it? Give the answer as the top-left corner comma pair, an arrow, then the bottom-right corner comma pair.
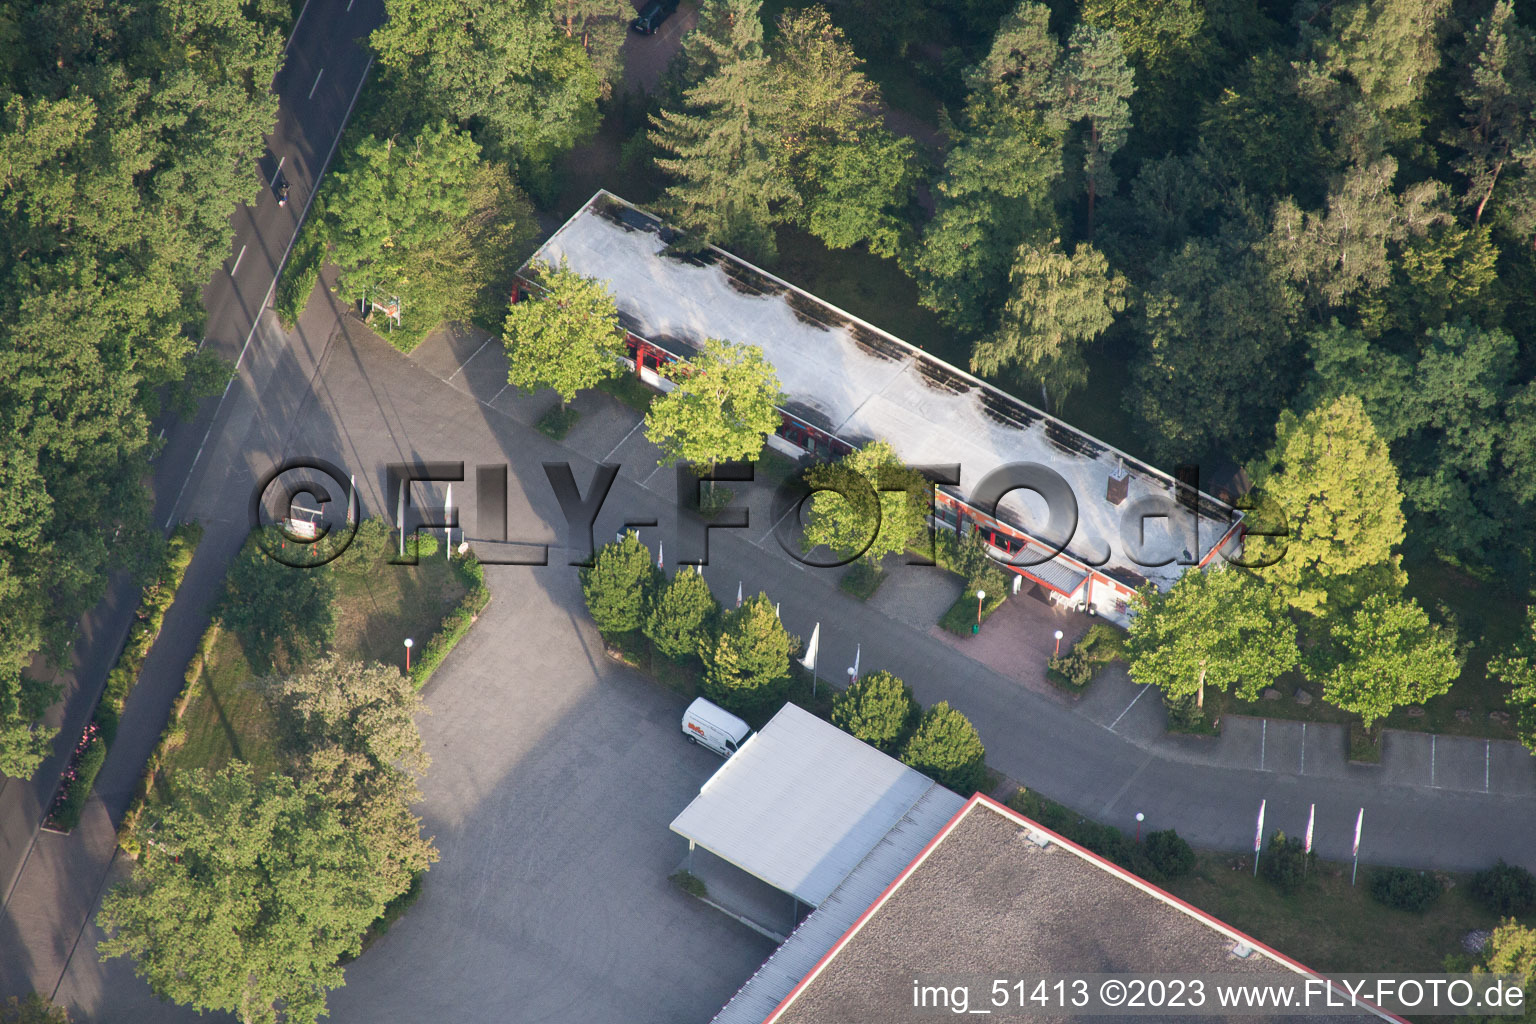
681,698 -> 753,758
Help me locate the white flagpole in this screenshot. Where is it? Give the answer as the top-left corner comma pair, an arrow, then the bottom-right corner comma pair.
801,623 -> 820,697
444,484 -> 453,559
1253,799 -> 1266,877
396,482 -> 405,557
1351,808 -> 1364,886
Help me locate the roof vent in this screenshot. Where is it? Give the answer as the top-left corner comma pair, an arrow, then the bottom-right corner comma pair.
1229,941 -> 1256,959
1024,829 -> 1053,849
1106,467 -> 1130,506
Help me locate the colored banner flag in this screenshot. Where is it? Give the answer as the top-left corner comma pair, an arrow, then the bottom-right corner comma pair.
1254,799 -> 1266,854
657,541 -> 663,570
1304,803 -> 1315,855
1352,808 -> 1364,858
444,483 -> 453,558
800,623 -> 820,673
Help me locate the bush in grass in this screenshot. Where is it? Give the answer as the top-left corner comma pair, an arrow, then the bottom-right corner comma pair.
1144,829 -> 1196,880
49,733 -> 107,832
1470,860 -> 1536,916
900,701 -> 987,794
701,594 -> 795,715
1163,690 -> 1213,732
645,568 -> 719,661
0,992 -> 71,1023
831,671 -> 919,753
1260,830 -> 1314,895
581,533 -> 662,636
1369,866 -> 1442,911
333,518 -> 391,577
405,532 -> 439,559
409,555 -> 490,688
1049,647 -> 1096,687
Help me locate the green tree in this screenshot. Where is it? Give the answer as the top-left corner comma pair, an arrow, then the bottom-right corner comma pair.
216,531 -> 336,672
644,338 -> 784,469
1308,0 -> 1451,126
803,441 -> 929,570
1260,830 -> 1315,895
649,0 -> 795,259
831,671 -> 918,753
1247,396 -> 1407,614
1447,1 -> 1536,225
0,994 -> 69,1024
1322,592 -> 1460,727
701,594 -> 795,713
899,701 -> 988,795
503,259 -> 627,406
0,669 -> 60,780
771,7 -> 916,257
644,568 -> 720,661
1130,219 -> 1301,462
1080,0 -> 1211,148
580,533 -> 663,636
1054,24 -> 1134,235
268,657 -> 438,905
1125,569 -> 1298,708
1471,920 -> 1536,1024
369,0 -> 601,168
972,239 -> 1127,406
98,764 -> 401,1024
1489,607 -> 1536,754
324,121 -> 482,307
551,0 -> 630,98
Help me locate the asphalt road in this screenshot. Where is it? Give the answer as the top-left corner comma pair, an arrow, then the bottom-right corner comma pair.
0,0 -> 383,997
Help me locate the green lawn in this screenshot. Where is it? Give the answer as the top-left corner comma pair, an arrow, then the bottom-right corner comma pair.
1165,853 -> 1497,974
156,555 -> 468,804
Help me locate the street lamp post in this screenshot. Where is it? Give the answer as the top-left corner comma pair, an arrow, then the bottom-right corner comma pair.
973,589 -> 986,635
1135,812 -> 1145,842
1053,629 -> 1064,657
404,637 -> 413,672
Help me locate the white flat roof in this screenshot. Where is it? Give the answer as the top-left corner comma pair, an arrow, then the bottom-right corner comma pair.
670,704 -> 948,908
525,192 -> 1241,590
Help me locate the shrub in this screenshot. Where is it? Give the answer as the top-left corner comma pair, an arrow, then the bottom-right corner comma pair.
216,528 -> 336,671
275,214 -> 327,330
1260,830 -> 1314,895
406,531 -> 440,559
580,533 -> 661,636
1163,690 -> 1217,733
644,569 -> 719,661
409,556 -> 490,688
1144,829 -> 1196,880
900,701 -> 987,794
48,732 -> 107,832
1470,860 -> 1536,917
831,671 -> 919,752
1049,647 -> 1096,688
1369,867 -> 1442,912
670,870 -> 708,898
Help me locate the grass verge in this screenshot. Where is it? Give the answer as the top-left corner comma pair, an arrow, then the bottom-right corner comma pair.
274,216 -> 326,331
939,589 -> 1006,636
597,372 -> 658,413
1349,721 -> 1384,763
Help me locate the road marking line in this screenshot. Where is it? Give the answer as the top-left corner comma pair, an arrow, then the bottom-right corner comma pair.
1108,684 -> 1150,731
229,244 -> 246,275
346,0 -> 354,9
309,67 -> 324,98
1485,740 -> 1490,792
758,498 -> 798,546
1299,723 -> 1306,775
1430,734 -> 1437,787
275,155 -> 285,180
602,418 -> 644,462
446,336 -> 493,382
166,55 -> 375,529
1260,719 -> 1267,771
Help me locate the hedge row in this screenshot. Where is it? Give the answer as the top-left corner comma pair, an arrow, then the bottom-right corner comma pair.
1006,787 -> 1196,887
408,554 -> 490,690
118,622 -> 221,856
46,523 -> 202,833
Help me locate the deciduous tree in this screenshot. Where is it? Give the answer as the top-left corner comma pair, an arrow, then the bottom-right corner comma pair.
1125,569 -> 1298,708
0,669 -> 60,781
831,671 -> 918,752
1054,24 -> 1134,234
1490,607 -> 1536,755
504,260 -> 627,406
216,530 -> 336,672
644,338 -> 784,469
98,764 -> 401,1024
803,441 -> 929,570
1321,592 -> 1460,727
0,994 -> 70,1024
972,239 -> 1127,406
1246,396 -> 1406,614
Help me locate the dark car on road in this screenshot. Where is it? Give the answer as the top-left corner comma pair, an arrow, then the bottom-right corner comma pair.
630,0 -> 678,34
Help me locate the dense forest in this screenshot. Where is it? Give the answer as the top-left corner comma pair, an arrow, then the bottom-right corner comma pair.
4,0 -> 1536,771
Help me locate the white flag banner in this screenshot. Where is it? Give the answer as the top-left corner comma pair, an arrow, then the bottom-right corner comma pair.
1254,799 -> 1266,854
347,474 -> 356,525
444,483 -> 453,559
657,541 -> 664,569
775,602 -> 781,620
396,482 -> 406,556
1352,808 -> 1364,858
736,581 -> 743,608
850,643 -> 861,681
1304,803 -> 1315,855
800,623 -> 820,672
